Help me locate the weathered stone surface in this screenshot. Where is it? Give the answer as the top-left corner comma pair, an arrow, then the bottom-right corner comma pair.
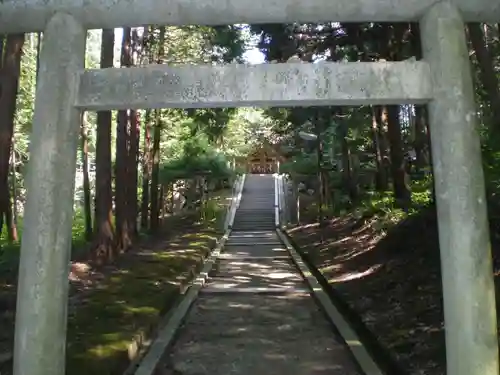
222,245 -> 289,258
162,291 -> 360,374
213,258 -> 297,274
0,0 -> 499,33
75,61 -> 432,110
205,257 -> 306,292
421,3 -> 499,375
228,231 -> 280,241
13,12 -> 86,375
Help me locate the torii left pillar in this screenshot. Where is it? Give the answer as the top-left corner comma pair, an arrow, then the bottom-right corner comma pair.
13,13 -> 86,375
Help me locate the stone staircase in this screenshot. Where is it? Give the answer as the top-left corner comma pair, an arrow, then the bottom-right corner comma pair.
155,174 -> 361,375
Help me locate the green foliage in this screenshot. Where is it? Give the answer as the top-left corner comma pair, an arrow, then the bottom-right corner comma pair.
0,209 -> 90,279
158,106 -> 275,183
65,218 -> 218,375
159,134 -> 233,182
340,178 -> 433,230
280,152 -> 318,175
201,199 -> 218,223
208,25 -> 246,63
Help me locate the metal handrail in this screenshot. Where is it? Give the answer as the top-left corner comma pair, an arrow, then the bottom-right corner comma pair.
223,174 -> 245,231
274,174 -> 279,228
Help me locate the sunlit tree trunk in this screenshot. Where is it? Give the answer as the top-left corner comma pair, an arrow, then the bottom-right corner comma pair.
140,110 -> 152,230
150,115 -> 162,232
149,26 -> 165,232
372,106 -> 389,191
386,105 -> 411,207
0,34 -> 24,242
93,28 -> 115,263
80,113 -> 93,241
468,23 -> 500,128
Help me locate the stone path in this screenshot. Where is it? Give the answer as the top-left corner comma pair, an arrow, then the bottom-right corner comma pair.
156,175 -> 362,375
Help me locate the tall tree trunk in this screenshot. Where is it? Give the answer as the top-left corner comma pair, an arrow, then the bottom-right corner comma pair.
314,111 -> 324,227
35,32 -> 42,82
115,108 -> 131,251
149,115 -> 162,232
128,110 -> 140,236
10,138 -> 18,238
1,189 -> 15,242
158,184 -> 165,225
0,37 -> 4,68
423,111 -> 437,204
340,125 -> 358,201
123,29 -> 142,236
0,34 -> 24,242
377,106 -> 391,189
138,28 -> 152,230
385,105 -> 411,206
150,26 -> 165,232
468,23 -> 500,129
372,106 -> 389,191
413,105 -> 429,173
115,27 -> 133,250
140,110 -> 152,230
170,182 -> 175,213
93,28 -> 115,263
126,29 -> 144,234
80,113 -> 93,241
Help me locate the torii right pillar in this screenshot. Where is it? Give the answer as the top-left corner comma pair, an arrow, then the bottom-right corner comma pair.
421,3 -> 499,375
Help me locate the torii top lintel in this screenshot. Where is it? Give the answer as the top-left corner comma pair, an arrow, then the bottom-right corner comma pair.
0,0 -> 498,34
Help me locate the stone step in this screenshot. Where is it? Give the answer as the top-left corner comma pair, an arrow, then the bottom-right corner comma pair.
221,245 -> 288,258
229,234 -> 279,241
225,240 -> 282,245
230,230 -> 276,234
217,254 -> 291,260
200,287 -> 310,294
205,270 -> 306,291
231,226 -> 276,231
213,257 -> 297,274
174,294 -> 325,331
232,220 -> 275,224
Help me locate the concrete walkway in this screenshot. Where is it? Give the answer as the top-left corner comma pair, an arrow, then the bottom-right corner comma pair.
156,174 -> 362,375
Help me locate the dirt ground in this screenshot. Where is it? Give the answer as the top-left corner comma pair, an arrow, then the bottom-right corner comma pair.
287,202 -> 500,375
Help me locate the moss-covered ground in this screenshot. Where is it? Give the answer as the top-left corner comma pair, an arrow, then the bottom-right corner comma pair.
0,188 -> 233,375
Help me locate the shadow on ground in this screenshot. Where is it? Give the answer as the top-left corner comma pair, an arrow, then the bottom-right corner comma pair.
0,206 -> 226,375
287,202 -> 500,375
157,292 -> 361,375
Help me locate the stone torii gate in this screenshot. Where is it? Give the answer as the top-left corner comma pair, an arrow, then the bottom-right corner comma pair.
0,1 -> 498,375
